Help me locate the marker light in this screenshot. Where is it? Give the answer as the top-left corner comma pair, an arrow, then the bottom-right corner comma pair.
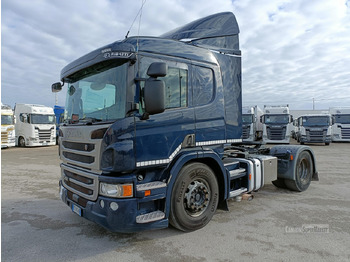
100,182 -> 133,198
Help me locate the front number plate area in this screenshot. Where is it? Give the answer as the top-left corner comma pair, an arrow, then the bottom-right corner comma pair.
71,203 -> 82,217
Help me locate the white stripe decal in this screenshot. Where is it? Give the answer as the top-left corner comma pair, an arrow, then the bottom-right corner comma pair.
136,138 -> 242,167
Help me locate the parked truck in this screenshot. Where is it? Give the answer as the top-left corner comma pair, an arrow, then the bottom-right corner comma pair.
261,105 -> 293,144
52,12 -> 318,233
242,105 -> 263,142
1,104 -> 16,148
330,107 -> 350,142
296,114 -> 332,145
14,104 -> 56,147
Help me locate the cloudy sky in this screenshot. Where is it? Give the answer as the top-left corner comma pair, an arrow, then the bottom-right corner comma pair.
2,0 -> 350,110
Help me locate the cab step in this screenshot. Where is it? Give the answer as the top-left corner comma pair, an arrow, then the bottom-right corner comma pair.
229,187 -> 248,198
136,211 -> 165,224
229,168 -> 246,179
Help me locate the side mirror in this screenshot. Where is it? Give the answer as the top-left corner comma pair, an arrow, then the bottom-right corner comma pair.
260,115 -> 264,123
144,79 -> 165,115
52,82 -> 63,93
143,63 -> 167,115
332,116 -> 335,125
290,115 -> 293,123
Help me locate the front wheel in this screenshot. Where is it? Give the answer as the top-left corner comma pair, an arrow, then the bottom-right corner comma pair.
18,136 -> 26,147
169,162 -> 219,232
285,151 -> 313,192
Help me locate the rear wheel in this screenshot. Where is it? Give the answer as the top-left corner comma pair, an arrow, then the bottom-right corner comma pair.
18,136 -> 26,147
285,151 -> 313,192
272,178 -> 287,189
169,162 -> 219,232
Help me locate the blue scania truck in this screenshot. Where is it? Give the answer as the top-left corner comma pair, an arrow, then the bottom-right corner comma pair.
52,12 -> 318,232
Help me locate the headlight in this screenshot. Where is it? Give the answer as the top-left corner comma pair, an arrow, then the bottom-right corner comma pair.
99,182 -> 133,198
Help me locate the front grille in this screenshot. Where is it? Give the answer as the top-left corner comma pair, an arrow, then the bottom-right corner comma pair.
67,190 -> 88,208
306,130 -> 326,142
63,152 -> 94,164
38,129 -> 52,141
1,132 -> 8,142
61,165 -> 98,201
242,126 -> 250,139
341,128 -> 350,139
267,126 -> 286,140
62,141 -> 95,152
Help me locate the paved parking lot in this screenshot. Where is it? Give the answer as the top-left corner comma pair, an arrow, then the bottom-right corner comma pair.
2,142 -> 350,261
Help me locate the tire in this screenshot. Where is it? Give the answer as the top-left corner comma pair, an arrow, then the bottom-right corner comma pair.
300,142 -> 304,145
18,136 -> 26,147
272,178 -> 287,189
285,151 -> 313,192
325,142 -> 330,146
169,162 -> 219,232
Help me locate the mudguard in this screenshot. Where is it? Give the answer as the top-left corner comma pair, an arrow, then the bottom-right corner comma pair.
269,145 -> 319,181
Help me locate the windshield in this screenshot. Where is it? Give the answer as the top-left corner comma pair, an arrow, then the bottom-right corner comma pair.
242,114 -> 253,124
333,114 -> 350,124
264,114 -> 289,124
302,116 -> 330,126
30,114 -> 55,124
64,62 -> 127,123
1,115 -> 14,125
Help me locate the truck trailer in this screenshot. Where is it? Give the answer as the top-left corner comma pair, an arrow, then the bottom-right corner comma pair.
242,105 -> 263,142
296,114 -> 332,145
1,104 -> 16,148
52,12 -> 318,233
330,107 -> 350,142
14,104 -> 56,147
261,105 -> 293,144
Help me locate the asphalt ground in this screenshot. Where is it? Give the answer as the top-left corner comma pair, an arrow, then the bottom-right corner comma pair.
1,141 -> 350,261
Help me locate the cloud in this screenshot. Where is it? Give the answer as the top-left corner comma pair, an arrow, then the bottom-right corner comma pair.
2,0 -> 350,110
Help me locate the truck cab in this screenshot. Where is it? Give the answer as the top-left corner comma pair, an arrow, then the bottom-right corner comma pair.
14,104 -> 56,147
52,12 -> 318,233
242,105 -> 262,142
330,107 -> 350,142
296,114 -> 332,145
261,105 -> 293,144
1,104 -> 16,148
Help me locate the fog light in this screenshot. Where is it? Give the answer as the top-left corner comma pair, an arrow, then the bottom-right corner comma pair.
110,202 -> 119,211
100,199 -> 105,208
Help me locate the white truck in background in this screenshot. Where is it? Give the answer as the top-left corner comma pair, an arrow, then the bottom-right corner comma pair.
14,104 -> 56,147
1,104 -> 16,148
242,105 -> 263,141
330,107 -> 350,142
296,114 -> 332,145
261,105 -> 293,144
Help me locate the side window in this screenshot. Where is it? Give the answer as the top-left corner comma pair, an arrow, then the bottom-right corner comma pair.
160,67 -> 187,109
193,66 -> 214,106
138,57 -> 188,111
19,113 -> 27,123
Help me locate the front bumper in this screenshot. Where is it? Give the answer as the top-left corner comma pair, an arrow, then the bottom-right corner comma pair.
59,180 -> 168,232
300,135 -> 331,143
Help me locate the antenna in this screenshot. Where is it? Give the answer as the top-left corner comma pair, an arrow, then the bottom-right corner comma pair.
125,0 -> 147,39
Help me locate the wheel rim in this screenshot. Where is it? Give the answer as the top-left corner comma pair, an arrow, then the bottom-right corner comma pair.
19,137 -> 25,147
298,158 -> 310,185
184,179 -> 210,217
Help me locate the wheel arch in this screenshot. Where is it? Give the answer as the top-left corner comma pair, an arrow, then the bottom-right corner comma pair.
269,145 -> 318,182
165,149 -> 228,217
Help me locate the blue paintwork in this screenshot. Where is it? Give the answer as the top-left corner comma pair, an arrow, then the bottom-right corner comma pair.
58,12 -> 244,232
